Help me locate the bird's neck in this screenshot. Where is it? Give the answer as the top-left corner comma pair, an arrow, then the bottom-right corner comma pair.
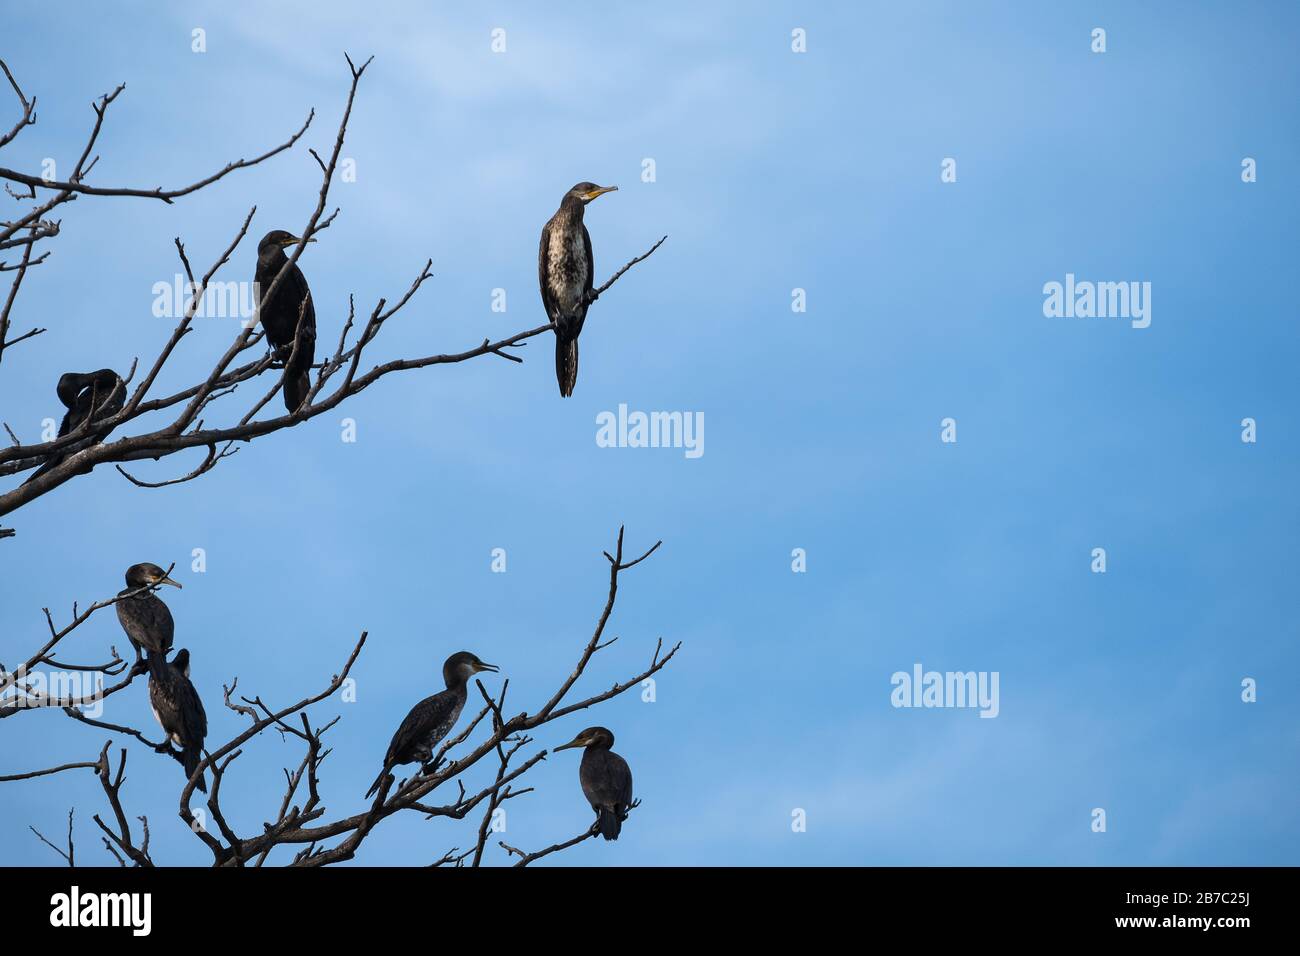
56,375 -> 88,408
558,196 -> 585,222
258,247 -> 288,270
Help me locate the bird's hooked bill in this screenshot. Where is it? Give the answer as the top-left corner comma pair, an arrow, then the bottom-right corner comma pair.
584,185 -> 617,201
476,661 -> 500,673
158,576 -> 183,589
554,734 -> 586,751
281,234 -> 316,247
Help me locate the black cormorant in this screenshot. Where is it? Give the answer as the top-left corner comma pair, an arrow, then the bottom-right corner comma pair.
115,563 -> 181,679
254,230 -> 317,412
538,183 -> 617,397
149,648 -> 208,793
364,651 -> 499,798
555,726 -> 633,841
23,369 -> 124,485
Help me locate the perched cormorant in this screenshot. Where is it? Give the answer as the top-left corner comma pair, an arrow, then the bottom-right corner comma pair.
149,648 -> 208,793
22,369 -> 125,485
115,563 -> 181,679
364,651 -> 499,798
538,182 -> 617,397
555,726 -> 633,841
254,229 -> 317,412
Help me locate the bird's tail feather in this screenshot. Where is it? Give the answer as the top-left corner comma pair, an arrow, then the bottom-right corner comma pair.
555,332 -> 578,398
283,334 -> 313,410
364,765 -> 390,800
281,323 -> 315,411
146,651 -> 168,681
21,456 -> 62,486
182,746 -> 206,793
283,369 -> 311,412
597,806 -> 621,841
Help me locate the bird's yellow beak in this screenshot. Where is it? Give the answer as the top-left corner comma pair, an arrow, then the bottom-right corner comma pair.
281,235 -> 316,247
157,576 -> 182,590
554,734 -> 586,752
583,185 -> 617,201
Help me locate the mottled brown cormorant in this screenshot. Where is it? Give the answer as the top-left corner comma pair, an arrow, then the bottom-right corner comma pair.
555,726 -> 633,841
149,648 -> 208,793
22,369 -> 124,485
538,183 -> 617,397
254,230 -> 317,411
364,651 -> 499,798
115,563 -> 181,679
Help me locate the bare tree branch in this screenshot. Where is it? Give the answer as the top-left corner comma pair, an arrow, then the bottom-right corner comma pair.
29,807 -> 75,866
588,234 -> 668,302
0,223 -> 44,362
2,40 -> 674,870
2,528 -> 674,867
500,826 -> 600,866
0,60 -> 37,152
90,743 -> 153,867
0,759 -> 99,783
0,56 -> 665,540
0,107 -> 312,209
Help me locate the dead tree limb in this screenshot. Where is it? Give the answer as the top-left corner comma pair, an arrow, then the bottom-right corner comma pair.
2,528 -> 678,867
0,55 -> 665,538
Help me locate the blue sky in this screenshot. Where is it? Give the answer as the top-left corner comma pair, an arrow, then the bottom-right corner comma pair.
1,1 -> 1297,866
